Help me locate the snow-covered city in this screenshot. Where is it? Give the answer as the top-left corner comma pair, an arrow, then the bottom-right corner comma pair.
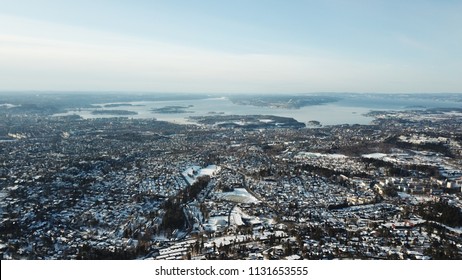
1,93 -> 461,260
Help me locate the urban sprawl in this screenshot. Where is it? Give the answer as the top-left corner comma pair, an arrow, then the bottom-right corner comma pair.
1,96 -> 461,260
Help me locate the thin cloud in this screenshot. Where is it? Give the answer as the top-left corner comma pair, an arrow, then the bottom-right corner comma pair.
0,14 -> 460,93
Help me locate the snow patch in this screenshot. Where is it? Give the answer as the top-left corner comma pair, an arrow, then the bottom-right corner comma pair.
182,165 -> 221,185
362,153 -> 388,159
218,188 -> 259,204
296,152 -> 347,159
204,216 -> 228,232
0,103 -> 19,108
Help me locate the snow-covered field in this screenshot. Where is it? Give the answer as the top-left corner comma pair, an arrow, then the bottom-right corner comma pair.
182,164 -> 221,185
296,152 -> 347,159
229,207 -> 247,226
204,215 -> 228,232
218,188 -> 259,204
362,153 -> 388,159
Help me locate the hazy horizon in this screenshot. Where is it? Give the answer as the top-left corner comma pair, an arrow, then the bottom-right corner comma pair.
1,91 -> 462,96
1,1 -> 462,93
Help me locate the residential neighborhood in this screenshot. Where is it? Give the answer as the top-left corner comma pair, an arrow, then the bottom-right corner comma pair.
1,95 -> 461,260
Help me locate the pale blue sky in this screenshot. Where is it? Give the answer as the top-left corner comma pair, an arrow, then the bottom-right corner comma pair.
1,0 -> 461,93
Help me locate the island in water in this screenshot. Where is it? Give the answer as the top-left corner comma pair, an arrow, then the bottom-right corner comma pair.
151,105 -> 194,114
229,94 -> 340,109
189,114 -> 305,129
91,110 -> 138,116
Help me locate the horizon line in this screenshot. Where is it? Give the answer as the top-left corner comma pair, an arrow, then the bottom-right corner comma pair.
1,90 -> 462,95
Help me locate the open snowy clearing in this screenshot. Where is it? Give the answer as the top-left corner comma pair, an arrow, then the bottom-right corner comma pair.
182,164 -> 221,185
218,188 -> 259,204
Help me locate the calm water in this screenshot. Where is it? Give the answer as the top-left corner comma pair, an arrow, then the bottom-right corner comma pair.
53,94 -> 461,126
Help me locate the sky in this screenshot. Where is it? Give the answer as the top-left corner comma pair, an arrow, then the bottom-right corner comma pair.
0,0 -> 461,93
